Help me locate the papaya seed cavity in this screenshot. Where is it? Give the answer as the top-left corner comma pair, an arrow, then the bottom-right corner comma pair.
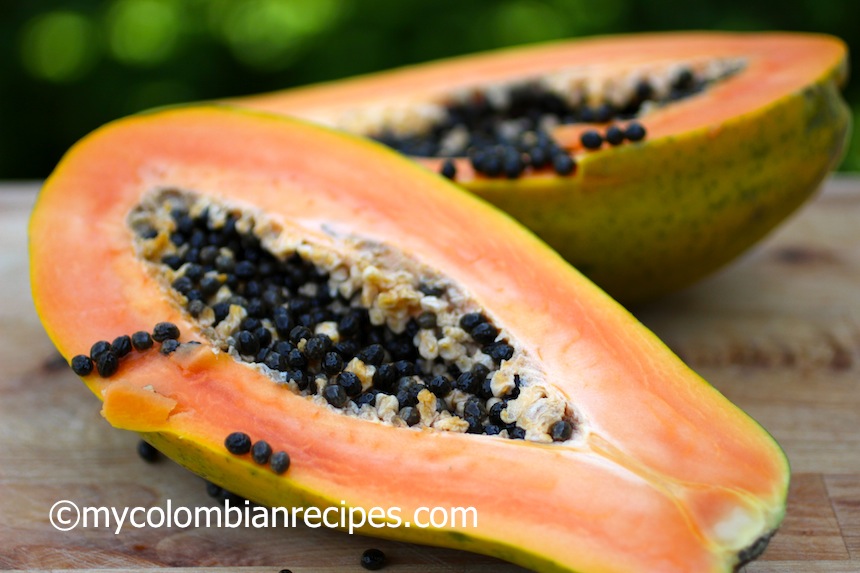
334,58 -> 744,179
129,189 -> 580,443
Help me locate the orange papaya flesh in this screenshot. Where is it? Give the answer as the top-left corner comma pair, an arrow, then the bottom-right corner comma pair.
31,106 -> 789,572
233,31 -> 851,302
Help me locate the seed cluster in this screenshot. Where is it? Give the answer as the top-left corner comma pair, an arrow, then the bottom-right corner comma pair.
70,322 -> 181,378
370,66 -> 714,180
224,431 -> 291,474
130,190 -> 576,442
579,122 -> 646,150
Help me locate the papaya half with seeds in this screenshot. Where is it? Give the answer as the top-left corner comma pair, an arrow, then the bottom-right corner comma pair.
233,31 -> 851,303
31,106 -> 789,572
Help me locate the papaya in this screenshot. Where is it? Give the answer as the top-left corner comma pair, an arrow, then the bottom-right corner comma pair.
232,31 -> 851,302
31,106 -> 789,572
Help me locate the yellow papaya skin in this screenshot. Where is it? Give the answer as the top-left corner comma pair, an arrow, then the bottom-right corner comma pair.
234,32 -> 851,303
31,107 -> 790,572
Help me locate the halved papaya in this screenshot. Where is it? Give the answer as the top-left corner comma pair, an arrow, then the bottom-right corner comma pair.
31,106 -> 789,572
233,31 -> 851,302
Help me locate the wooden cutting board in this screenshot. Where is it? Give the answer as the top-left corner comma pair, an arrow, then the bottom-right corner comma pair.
1,178 -> 858,572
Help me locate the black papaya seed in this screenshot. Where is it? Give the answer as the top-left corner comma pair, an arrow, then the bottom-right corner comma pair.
224,432 -> 252,455
270,451 -> 291,474
152,322 -> 180,342
131,330 -> 153,350
137,440 -> 160,463
96,352 -> 119,377
251,440 -> 273,464
70,354 -> 93,376
360,548 -> 387,570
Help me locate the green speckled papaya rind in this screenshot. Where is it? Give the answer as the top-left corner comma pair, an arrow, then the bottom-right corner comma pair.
470,72 -> 850,303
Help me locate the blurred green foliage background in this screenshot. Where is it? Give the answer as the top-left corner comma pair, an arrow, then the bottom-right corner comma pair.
1,0 -> 858,179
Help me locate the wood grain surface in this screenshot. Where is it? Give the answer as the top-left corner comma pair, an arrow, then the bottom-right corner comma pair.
2,177 -> 858,572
